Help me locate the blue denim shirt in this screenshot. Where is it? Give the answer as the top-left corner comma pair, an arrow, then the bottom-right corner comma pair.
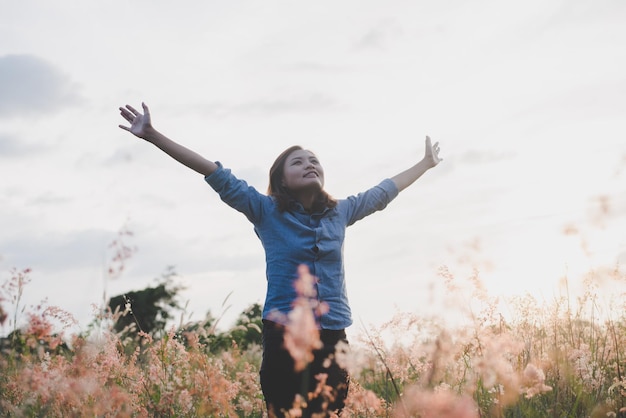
205,162 -> 399,330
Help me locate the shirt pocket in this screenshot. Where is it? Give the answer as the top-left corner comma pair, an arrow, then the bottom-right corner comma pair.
316,216 -> 346,262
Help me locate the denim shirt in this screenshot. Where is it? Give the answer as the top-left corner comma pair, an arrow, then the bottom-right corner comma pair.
205,162 -> 399,330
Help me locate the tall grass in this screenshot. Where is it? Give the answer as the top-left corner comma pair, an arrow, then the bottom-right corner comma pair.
1,260 -> 625,417
2,212 -> 626,418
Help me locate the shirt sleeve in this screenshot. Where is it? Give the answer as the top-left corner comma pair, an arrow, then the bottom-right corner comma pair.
344,178 -> 399,226
204,161 -> 267,224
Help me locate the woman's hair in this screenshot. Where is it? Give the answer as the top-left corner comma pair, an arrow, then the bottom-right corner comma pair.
267,145 -> 337,212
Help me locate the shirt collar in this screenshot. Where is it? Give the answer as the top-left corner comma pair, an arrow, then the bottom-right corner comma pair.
288,199 -> 332,216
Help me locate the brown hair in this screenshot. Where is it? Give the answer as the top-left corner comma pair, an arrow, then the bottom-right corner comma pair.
267,145 -> 337,212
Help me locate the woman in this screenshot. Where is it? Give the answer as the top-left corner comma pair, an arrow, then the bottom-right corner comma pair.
118,102 -> 442,416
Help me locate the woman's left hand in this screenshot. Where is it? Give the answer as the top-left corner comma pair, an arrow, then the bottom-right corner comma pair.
424,136 -> 442,168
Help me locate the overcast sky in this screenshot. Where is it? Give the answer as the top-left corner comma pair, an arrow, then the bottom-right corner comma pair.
1,0 -> 625,337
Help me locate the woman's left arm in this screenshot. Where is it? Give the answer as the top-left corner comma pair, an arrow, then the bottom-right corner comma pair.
390,136 -> 442,192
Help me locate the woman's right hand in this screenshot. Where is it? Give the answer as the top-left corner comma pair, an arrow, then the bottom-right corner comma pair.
119,102 -> 153,140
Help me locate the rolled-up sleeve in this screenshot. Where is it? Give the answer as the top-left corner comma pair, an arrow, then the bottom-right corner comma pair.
204,162 -> 267,224
344,178 -> 399,226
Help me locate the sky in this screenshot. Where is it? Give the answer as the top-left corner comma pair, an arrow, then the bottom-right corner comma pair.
1,0 -> 625,338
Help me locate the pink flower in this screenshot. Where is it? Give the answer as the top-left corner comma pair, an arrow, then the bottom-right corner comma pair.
284,300 -> 322,371
395,386 -> 479,418
521,364 -> 552,398
283,265 -> 325,372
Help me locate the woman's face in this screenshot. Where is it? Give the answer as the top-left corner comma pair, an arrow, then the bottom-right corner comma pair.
282,149 -> 325,193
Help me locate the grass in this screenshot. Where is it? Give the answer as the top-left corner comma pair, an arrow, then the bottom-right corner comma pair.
1,220 -> 625,417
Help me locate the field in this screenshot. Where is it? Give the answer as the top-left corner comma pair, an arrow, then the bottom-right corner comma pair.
1,232 -> 625,417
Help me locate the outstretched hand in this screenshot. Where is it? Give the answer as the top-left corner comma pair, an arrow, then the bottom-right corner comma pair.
424,136 -> 442,168
119,102 -> 153,140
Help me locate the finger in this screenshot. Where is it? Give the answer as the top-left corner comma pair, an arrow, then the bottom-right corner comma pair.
119,110 -> 133,123
120,106 -> 134,118
141,102 -> 150,116
126,105 -> 139,115
119,125 -> 130,131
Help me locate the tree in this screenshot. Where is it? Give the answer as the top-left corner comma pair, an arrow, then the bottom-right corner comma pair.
228,303 -> 263,350
202,303 -> 263,353
108,267 -> 183,339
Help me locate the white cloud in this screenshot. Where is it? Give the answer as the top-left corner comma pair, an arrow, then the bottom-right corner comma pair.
0,133 -> 38,157
184,93 -> 338,120
353,19 -> 404,51
0,54 -> 82,118
0,229 -> 109,273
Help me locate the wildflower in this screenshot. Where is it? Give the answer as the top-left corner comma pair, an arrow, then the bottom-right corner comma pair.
395,386 -> 479,418
470,333 -> 524,406
520,363 -> 552,398
334,340 -> 363,378
106,224 -> 136,280
308,373 -> 335,410
288,394 -> 306,417
284,299 -> 322,371
283,265 -> 325,372
567,343 -> 606,391
342,381 -> 385,417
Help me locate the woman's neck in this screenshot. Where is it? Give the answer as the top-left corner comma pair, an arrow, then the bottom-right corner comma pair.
292,190 -> 320,212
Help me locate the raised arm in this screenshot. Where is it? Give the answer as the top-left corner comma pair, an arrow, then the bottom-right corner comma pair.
390,136 -> 442,192
118,102 -> 218,176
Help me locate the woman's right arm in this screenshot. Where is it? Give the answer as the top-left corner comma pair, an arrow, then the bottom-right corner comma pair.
119,102 -> 218,176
